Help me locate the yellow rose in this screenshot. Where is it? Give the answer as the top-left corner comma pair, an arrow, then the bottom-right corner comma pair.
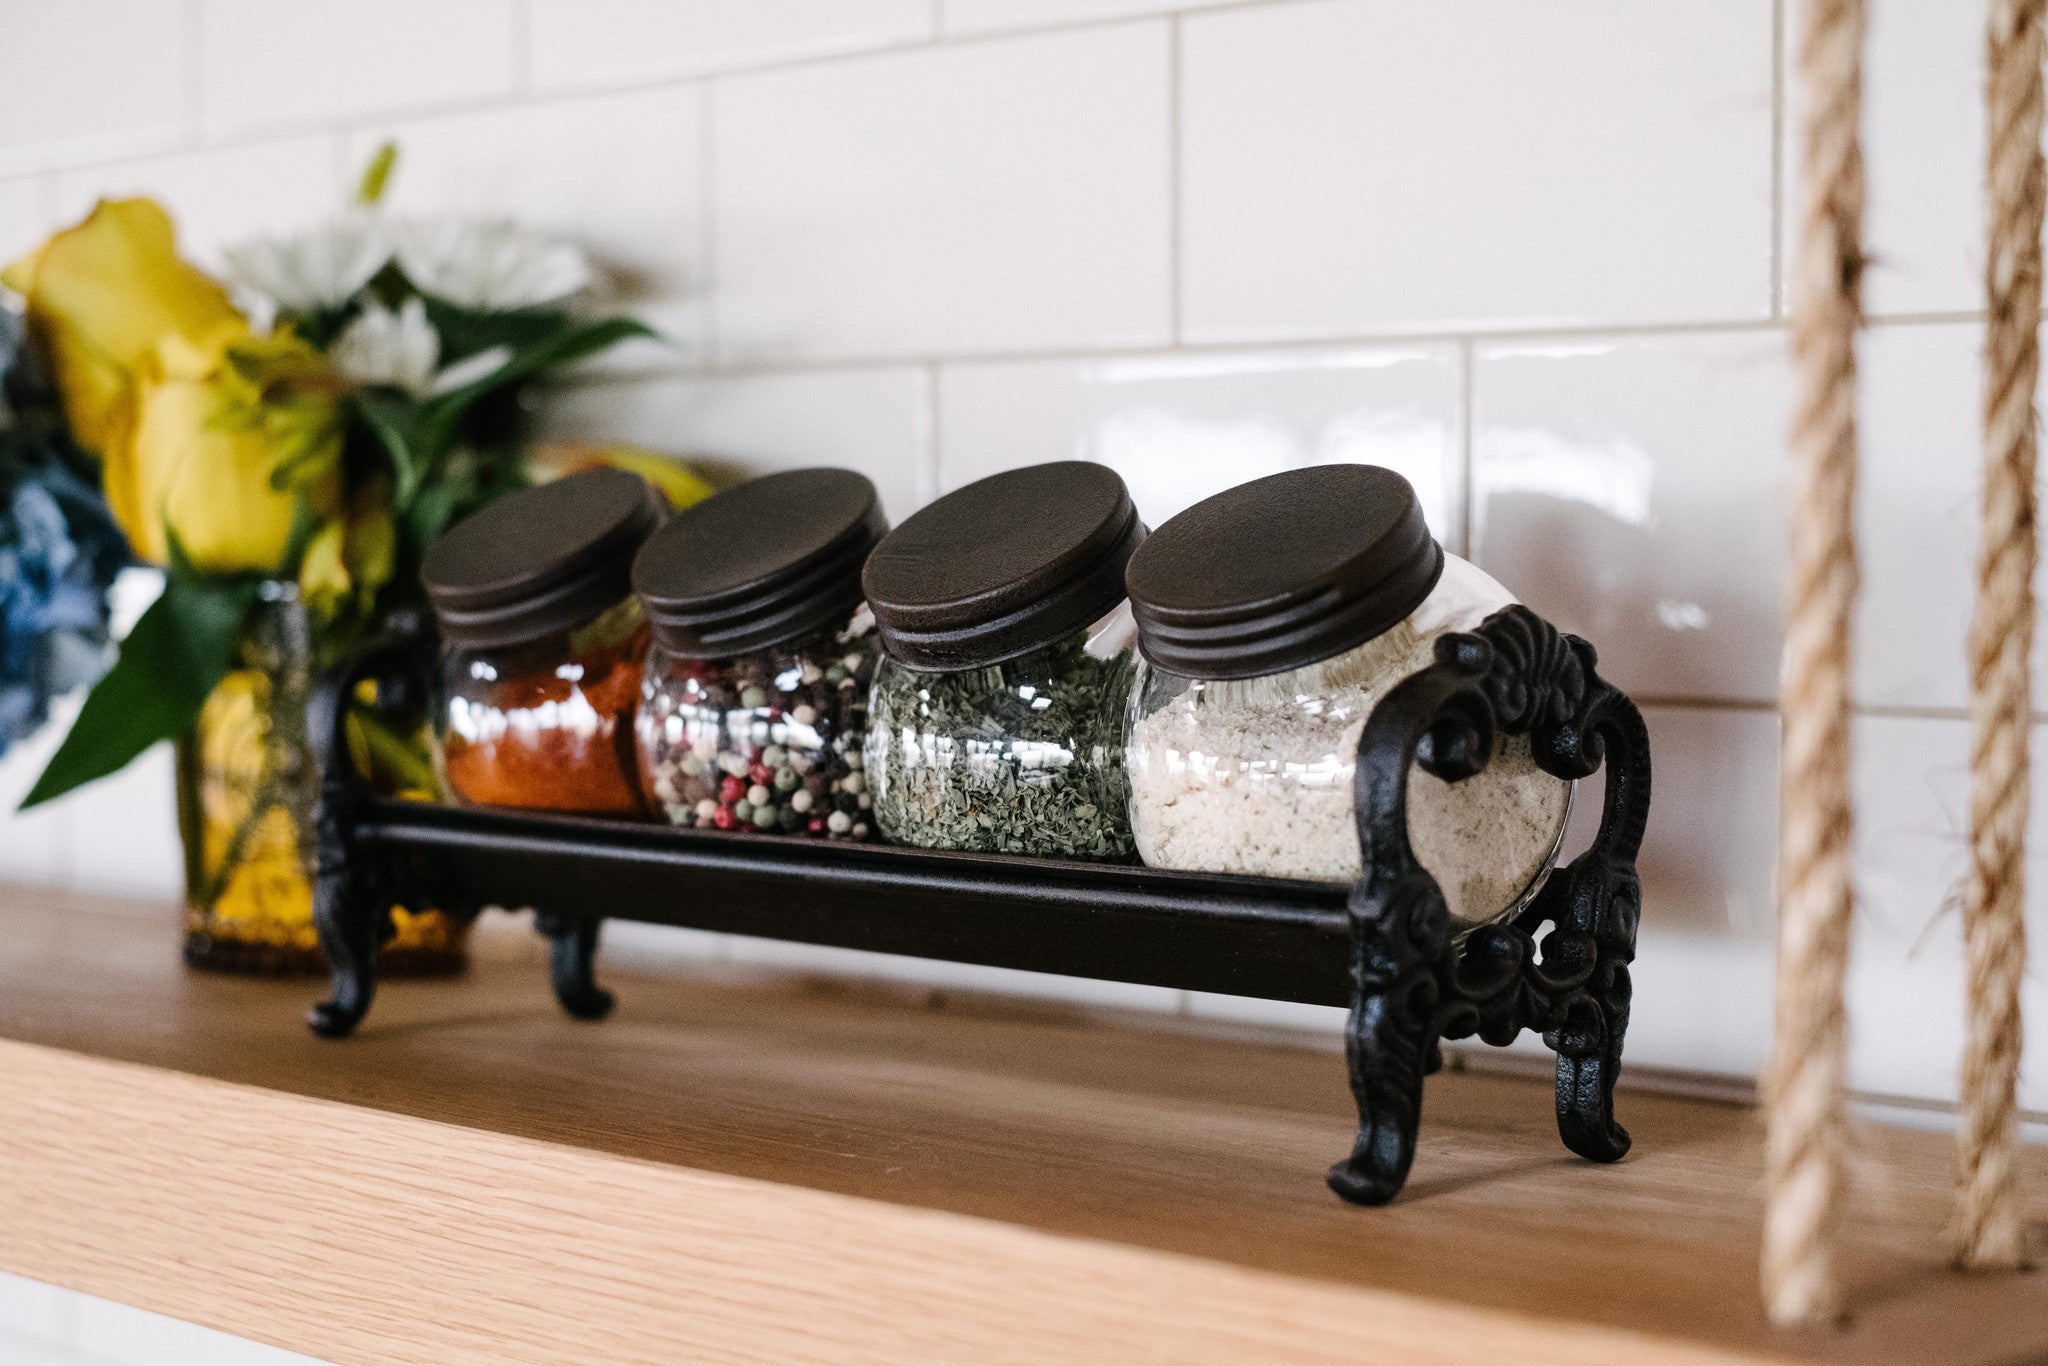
526,441 -> 713,513
113,328 -> 345,573
2,199 -> 242,455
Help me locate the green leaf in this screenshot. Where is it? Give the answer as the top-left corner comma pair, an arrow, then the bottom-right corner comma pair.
354,388 -> 427,507
355,140 -> 399,207
420,297 -> 573,363
19,578 -> 262,810
419,316 -> 656,455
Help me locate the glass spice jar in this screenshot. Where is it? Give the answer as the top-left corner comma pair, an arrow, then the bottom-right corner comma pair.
632,467 -> 889,839
862,461 -> 1146,860
1123,464 -> 1572,928
422,467 -> 663,816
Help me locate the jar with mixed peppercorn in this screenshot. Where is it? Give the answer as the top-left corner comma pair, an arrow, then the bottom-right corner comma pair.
423,467 -> 663,816
632,467 -> 889,840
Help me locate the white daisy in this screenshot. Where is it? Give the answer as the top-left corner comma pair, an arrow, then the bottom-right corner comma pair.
225,216 -> 389,314
392,218 -> 591,312
330,297 -> 514,398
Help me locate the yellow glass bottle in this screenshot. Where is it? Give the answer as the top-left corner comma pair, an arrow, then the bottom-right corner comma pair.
176,587 -> 465,976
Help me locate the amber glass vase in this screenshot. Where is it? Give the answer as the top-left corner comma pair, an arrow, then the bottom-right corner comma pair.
175,586 -> 467,976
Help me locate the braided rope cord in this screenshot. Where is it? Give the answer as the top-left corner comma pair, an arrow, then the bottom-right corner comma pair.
1958,0 -> 2041,1275
1765,0 -> 1866,1327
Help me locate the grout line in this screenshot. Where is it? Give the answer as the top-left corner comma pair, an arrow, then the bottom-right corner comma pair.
922,362 -> 944,504
1166,14 -> 1184,345
510,0 -> 536,94
1768,0 -> 1785,319
4,0 -> 1345,179
1455,338 -> 1475,558
182,0 -> 206,143
699,78 -> 719,366
540,306 -> 1995,385
1631,695 -> 1779,714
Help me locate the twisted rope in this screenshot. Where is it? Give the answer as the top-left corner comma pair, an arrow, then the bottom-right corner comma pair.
1959,0 -> 2041,1275
1766,0 -> 1865,1328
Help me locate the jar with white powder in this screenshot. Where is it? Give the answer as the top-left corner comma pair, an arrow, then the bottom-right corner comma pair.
1122,465 -> 1571,928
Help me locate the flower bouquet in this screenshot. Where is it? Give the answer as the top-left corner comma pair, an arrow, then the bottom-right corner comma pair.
6,146 -> 708,972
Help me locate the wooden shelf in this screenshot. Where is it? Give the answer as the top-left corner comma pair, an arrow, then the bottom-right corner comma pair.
0,887 -> 2041,1364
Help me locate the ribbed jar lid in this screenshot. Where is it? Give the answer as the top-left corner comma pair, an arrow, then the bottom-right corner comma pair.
863,461 -> 1145,671
422,467 -> 663,651
632,467 -> 887,657
1125,464 -> 1444,681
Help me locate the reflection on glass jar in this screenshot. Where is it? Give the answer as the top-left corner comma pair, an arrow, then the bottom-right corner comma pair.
638,616 -> 879,838
866,631 -> 1135,859
629,466 -> 889,838
437,599 -> 650,815
422,467 -> 663,816
1124,465 -> 1571,927
861,461 -> 1148,862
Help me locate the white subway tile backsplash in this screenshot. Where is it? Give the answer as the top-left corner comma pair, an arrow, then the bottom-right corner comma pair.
1790,0 -> 1985,317
1846,715 -> 2048,1110
0,2 -> 186,175
540,367 -> 932,524
1181,0 -> 1775,342
940,0 -> 1236,35
0,176 -> 55,264
530,0 -> 933,89
1471,332 -> 1790,705
0,715 -> 72,886
57,742 -> 183,901
355,86 -> 708,361
75,1293 -> 330,1366
711,24 -> 1172,362
1856,322 -> 1995,711
51,136 -> 345,276
1634,706 -> 1780,940
198,0 -> 518,135
936,344 -> 1463,540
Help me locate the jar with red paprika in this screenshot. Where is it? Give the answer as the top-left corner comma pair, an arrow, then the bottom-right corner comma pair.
632,467 -> 888,840
423,467 -> 663,816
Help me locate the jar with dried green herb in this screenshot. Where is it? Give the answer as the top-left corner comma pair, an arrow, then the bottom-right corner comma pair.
861,462 -> 1145,860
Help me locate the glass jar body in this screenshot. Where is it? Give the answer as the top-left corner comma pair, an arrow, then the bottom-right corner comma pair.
437,596 -> 649,816
865,631 -> 1136,860
636,614 -> 880,839
1124,556 -> 1571,926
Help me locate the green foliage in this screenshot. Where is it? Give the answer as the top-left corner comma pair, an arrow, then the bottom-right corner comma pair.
20,573 -> 260,809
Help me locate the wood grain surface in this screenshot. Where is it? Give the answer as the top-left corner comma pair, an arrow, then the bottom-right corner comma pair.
0,888 -> 2041,1364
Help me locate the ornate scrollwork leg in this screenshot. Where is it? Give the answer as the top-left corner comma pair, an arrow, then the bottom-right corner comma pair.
1328,871 -> 1449,1205
308,851 -> 387,1038
304,636 -> 421,1039
536,912 -> 615,1020
1329,662 -> 1488,1206
1334,607 -> 1650,1203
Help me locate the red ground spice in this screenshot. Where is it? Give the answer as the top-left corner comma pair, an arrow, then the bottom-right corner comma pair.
442,622 -> 650,816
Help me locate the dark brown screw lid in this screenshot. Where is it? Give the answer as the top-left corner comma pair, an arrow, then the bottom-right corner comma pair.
632,467 -> 888,658
1125,464 -> 1443,681
422,466 -> 664,650
863,461 -> 1145,671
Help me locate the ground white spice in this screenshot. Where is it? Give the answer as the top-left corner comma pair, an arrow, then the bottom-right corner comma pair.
1127,617 -> 1572,926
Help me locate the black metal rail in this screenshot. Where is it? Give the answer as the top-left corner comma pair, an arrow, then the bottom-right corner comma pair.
309,606 -> 1649,1206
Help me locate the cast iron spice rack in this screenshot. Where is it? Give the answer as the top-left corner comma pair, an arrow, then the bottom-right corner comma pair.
308,605 -> 1648,1205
